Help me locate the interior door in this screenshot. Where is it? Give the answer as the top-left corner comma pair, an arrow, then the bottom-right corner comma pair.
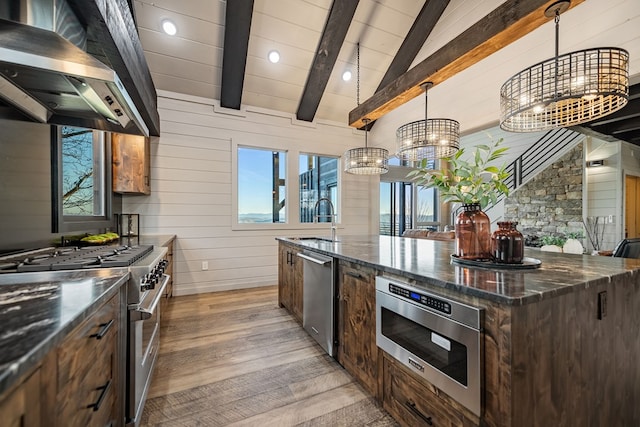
624,175 -> 640,238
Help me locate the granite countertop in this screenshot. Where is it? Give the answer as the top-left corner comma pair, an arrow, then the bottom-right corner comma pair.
0,269 -> 129,396
278,235 -> 640,305
122,234 -> 175,248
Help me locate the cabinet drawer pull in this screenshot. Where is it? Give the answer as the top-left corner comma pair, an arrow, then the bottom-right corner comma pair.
405,399 -> 433,425
346,271 -> 362,279
87,380 -> 111,412
90,319 -> 114,340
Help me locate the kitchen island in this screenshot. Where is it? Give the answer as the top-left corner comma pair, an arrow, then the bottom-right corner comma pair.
277,235 -> 640,427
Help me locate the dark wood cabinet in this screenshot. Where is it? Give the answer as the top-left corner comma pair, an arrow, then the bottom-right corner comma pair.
0,291 -> 125,427
161,238 -> 175,316
382,354 -> 475,427
0,367 -> 42,427
55,293 -> 123,427
336,260 -> 379,398
278,242 -> 303,323
112,133 -> 151,194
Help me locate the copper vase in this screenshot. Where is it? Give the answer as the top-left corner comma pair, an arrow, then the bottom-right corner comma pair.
455,203 -> 491,260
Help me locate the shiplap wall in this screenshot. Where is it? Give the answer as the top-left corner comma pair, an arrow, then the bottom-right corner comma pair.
123,91 -> 378,295
585,137 -> 623,251
0,120 -> 55,249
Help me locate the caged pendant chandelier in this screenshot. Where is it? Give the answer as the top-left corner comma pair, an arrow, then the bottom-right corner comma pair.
344,43 -> 389,175
396,82 -> 460,163
500,0 -> 629,132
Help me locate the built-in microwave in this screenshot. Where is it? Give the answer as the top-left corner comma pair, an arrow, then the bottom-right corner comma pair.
375,276 -> 483,417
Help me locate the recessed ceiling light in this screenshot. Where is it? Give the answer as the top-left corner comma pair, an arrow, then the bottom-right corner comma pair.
268,50 -> 280,63
162,19 -> 177,36
342,70 -> 352,81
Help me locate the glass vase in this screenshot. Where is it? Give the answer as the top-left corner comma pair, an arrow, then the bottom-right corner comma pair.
491,221 -> 524,264
455,203 -> 491,260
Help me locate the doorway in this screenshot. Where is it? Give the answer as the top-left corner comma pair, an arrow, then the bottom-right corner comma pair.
625,175 -> 640,238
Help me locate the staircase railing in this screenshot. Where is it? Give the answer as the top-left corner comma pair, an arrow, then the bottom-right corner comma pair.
485,128 -> 584,213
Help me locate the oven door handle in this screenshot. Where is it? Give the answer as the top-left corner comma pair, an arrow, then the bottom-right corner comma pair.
130,274 -> 170,321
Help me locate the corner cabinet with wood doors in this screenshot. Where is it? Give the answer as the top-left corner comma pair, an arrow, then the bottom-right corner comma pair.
278,241 -> 303,323
336,259 -> 380,399
54,290 -> 126,427
0,287 -> 126,427
112,133 -> 151,194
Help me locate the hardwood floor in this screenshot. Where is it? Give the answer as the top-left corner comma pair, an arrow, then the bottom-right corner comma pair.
141,286 -> 398,426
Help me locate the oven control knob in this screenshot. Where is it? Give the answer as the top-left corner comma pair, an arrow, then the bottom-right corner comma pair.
141,274 -> 156,292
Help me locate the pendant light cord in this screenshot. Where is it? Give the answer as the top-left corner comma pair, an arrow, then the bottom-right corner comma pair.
356,42 -> 360,106
554,9 -> 560,101
357,42 -> 370,147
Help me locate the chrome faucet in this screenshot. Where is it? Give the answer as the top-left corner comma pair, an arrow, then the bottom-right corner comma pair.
314,197 -> 337,241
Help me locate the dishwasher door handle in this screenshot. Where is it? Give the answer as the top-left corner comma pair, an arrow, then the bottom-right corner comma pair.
297,252 -> 332,265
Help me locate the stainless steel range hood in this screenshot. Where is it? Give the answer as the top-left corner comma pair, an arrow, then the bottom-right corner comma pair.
0,0 -> 149,136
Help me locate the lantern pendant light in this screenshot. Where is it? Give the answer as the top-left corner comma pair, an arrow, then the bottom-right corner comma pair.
343,43 -> 389,175
500,0 -> 629,132
396,82 -> 460,163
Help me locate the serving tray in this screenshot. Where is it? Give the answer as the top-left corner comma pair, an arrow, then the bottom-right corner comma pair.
450,254 -> 541,269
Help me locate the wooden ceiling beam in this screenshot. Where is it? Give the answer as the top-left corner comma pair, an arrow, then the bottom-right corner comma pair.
376,0 -> 449,94
296,0 -> 359,122
366,0 -> 449,130
220,0 -> 254,110
348,0 -> 585,128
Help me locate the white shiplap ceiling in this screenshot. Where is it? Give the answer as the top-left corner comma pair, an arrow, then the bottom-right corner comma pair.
133,0 -> 425,125
133,0 -> 640,159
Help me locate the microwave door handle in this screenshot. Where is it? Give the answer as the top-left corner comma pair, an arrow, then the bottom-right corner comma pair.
130,274 -> 170,321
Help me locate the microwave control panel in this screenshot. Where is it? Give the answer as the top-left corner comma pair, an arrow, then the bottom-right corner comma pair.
388,283 -> 452,315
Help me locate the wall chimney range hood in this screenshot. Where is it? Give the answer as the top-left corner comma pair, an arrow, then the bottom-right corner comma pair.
0,0 -> 149,136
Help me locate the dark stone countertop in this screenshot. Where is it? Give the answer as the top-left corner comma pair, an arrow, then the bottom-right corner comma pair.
277,235 -> 640,305
0,269 -> 129,396
121,234 -> 175,248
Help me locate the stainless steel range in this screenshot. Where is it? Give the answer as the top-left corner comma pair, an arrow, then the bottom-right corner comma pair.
0,243 -> 170,426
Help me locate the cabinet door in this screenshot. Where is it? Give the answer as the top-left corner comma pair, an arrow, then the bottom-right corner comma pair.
56,294 -> 121,427
112,133 -> 150,194
337,261 -> 378,398
278,243 -> 304,323
278,244 -> 293,310
290,247 -> 303,323
0,368 -> 41,427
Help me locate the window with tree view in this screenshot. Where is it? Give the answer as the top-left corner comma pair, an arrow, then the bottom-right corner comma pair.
237,147 -> 287,223
61,126 -> 106,216
299,154 -> 338,223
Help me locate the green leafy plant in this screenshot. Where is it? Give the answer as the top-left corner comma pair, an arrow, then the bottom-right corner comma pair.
566,231 -> 584,240
541,235 -> 567,247
407,138 -> 510,209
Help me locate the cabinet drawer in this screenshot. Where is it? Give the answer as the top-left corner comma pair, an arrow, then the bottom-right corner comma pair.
57,295 -> 118,385
383,356 -> 469,427
56,295 -> 119,427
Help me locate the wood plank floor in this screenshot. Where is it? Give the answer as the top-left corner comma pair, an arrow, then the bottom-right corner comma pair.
141,286 -> 398,426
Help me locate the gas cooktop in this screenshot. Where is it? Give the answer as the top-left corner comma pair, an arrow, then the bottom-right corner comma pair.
0,245 -> 154,273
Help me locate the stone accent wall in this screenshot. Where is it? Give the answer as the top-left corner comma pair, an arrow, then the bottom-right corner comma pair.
504,143 -> 584,241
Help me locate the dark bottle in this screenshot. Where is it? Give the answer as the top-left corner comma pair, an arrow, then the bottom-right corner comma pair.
491,221 -> 524,264
455,203 -> 492,260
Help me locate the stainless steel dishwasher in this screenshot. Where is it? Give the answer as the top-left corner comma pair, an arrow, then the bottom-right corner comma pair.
297,250 -> 336,357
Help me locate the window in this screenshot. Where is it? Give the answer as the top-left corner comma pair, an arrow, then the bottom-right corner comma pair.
237,146 -> 287,223
379,182 -> 413,236
52,126 -> 112,232
299,154 -> 338,223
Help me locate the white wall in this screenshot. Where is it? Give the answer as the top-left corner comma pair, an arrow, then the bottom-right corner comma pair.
123,91 -> 379,295
0,120 -> 55,249
585,137 -> 623,251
